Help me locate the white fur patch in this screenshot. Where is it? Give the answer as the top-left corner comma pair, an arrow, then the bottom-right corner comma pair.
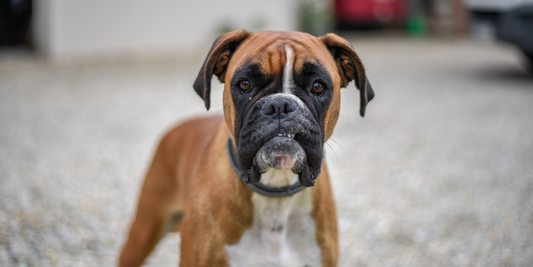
225,180 -> 321,267
283,46 -> 294,94
259,168 -> 299,188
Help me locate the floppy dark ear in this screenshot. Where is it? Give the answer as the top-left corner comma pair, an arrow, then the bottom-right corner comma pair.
318,33 -> 375,117
193,30 -> 252,110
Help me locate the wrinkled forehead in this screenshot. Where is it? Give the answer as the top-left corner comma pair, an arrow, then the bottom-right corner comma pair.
225,32 -> 337,81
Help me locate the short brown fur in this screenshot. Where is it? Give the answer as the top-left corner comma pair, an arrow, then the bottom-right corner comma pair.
120,30 -> 373,267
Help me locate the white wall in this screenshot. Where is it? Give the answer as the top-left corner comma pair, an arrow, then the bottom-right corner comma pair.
34,0 -> 299,59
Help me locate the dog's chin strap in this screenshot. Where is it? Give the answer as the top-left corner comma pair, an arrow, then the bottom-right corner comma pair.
226,138 -> 306,198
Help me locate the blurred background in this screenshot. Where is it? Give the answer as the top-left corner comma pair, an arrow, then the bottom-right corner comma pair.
1,0 -> 532,266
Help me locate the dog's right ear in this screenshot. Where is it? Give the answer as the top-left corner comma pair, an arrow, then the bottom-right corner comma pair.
193,30 -> 252,110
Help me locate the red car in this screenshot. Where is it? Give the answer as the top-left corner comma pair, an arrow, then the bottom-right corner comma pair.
334,0 -> 406,27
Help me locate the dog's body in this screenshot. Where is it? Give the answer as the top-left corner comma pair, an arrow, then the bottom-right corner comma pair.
119,31 -> 373,267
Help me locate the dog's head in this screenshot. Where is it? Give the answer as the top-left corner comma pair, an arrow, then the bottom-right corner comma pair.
194,30 -> 374,187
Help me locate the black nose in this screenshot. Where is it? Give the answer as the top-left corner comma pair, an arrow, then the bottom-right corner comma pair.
261,97 -> 297,119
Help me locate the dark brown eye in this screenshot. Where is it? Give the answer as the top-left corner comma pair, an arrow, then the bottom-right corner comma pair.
240,80 -> 250,91
312,82 -> 324,94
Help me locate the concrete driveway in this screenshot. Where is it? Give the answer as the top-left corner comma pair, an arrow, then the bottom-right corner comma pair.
1,36 -> 532,266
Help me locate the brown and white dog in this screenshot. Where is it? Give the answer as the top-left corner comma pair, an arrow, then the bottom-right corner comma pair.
119,30 -> 374,267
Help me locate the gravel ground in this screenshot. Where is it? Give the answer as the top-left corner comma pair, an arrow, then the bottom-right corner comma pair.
1,36 -> 532,267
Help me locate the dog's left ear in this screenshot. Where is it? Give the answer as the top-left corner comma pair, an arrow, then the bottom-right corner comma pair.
193,30 -> 252,110
318,33 -> 375,117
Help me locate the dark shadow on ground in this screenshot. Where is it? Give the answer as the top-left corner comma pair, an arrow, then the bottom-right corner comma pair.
473,65 -> 533,84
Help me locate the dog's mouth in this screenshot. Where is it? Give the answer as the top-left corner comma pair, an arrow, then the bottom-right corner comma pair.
276,132 -> 296,139
268,134 -> 299,171
255,135 -> 302,171
245,134 -> 317,187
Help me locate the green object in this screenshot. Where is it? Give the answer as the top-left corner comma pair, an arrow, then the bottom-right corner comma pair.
299,0 -> 333,36
407,15 -> 428,37
217,21 -> 235,35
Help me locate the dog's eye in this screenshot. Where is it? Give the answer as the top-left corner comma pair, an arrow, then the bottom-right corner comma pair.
312,82 -> 324,94
240,80 -> 250,91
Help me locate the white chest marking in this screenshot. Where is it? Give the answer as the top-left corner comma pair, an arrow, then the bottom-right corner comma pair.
225,169 -> 321,267
283,46 -> 295,94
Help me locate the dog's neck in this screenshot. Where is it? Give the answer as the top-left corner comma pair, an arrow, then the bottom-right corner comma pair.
259,168 -> 299,188
226,168 -> 321,266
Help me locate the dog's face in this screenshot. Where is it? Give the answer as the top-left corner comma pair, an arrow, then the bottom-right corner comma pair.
194,31 -> 374,187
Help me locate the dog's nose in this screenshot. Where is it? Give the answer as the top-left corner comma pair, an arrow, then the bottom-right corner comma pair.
261,98 -> 297,119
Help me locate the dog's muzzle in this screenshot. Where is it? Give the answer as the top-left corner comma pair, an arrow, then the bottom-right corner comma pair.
239,95 -> 322,187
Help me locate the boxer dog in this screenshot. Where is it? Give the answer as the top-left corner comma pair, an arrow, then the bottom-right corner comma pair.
119,30 -> 374,267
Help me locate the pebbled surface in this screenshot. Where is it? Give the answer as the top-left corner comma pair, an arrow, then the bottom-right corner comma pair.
1,36 -> 532,266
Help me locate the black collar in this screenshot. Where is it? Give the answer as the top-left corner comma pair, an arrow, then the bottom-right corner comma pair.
226,138 -> 306,198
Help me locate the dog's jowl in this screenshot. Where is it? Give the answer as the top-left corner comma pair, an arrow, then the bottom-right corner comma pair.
119,30 -> 374,267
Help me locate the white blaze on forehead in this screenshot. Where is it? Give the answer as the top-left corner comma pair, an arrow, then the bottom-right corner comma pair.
283,46 -> 294,94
